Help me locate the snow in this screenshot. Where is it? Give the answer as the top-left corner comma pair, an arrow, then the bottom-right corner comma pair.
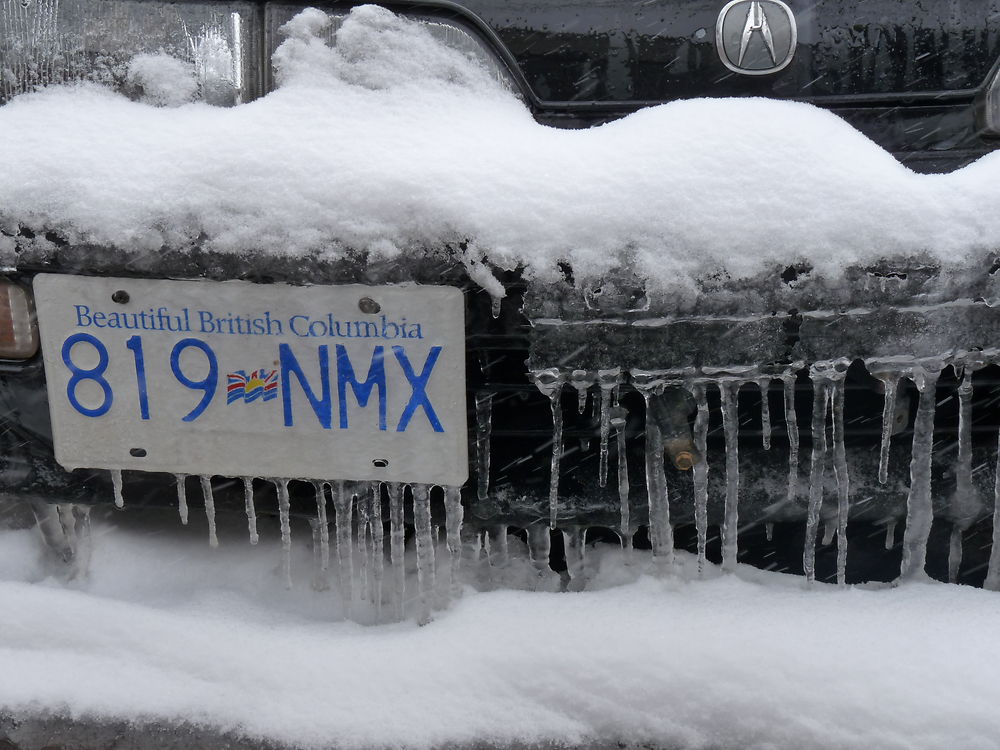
2,6 -> 1000,292
2,509 -> 1000,750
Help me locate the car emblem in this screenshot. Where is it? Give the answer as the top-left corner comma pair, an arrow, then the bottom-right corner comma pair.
716,0 -> 797,75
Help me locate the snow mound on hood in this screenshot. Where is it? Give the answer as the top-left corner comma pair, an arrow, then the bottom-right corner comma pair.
1,5 -> 999,288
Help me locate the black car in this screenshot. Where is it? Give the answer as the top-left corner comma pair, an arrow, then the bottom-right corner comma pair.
2,0 -> 1000,600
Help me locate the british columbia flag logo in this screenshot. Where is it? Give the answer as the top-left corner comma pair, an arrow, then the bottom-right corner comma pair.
227,369 -> 279,404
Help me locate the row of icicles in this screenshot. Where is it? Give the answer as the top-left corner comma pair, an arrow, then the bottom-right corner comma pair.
108,474 -> 463,624
100,356 -> 1000,624
526,359 -> 1000,589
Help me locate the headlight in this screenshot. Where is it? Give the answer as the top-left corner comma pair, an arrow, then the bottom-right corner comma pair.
0,0 -> 520,105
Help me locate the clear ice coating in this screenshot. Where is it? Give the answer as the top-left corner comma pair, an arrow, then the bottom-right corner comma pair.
804,374 -> 830,583
275,478 -> 292,589
200,474 -> 218,548
782,373 -> 800,508
444,486 -> 463,598
899,366 -> 942,581
874,371 -> 901,484
757,377 -> 772,450
110,469 -> 124,509
332,481 -> 354,612
412,483 -> 435,625
689,383 -> 710,575
830,374 -> 850,586
389,482 -> 406,620
719,380 -> 741,573
243,477 -> 259,545
531,369 -> 565,530
475,392 -> 493,501
174,473 -> 189,525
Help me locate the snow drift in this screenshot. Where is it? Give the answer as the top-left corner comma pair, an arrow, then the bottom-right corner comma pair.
3,511 -> 1000,750
1,6 -> 999,290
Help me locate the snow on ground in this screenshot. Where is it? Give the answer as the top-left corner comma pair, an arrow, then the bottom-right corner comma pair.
2,6 -> 1000,291
2,507 -> 1000,750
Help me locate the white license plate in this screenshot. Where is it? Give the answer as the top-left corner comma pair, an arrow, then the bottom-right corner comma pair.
33,274 -> 468,487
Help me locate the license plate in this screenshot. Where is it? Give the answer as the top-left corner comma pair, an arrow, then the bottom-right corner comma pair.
33,274 -> 468,487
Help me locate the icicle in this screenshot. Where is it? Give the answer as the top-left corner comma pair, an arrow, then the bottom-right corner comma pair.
73,505 -> 92,578
719,380 -> 741,573
413,483 -> 435,624
875,372 -> 901,484
899,367 -> 941,581
314,483 -> 329,572
174,474 -> 189,525
610,390 -> 631,553
830,375 -> 850,586
822,518 -> 836,546
487,524 -> 509,567
527,524 -> 551,583
765,522 -> 774,542
200,475 -> 218,548
690,383 -> 710,575
569,370 -> 591,415
643,392 -> 672,565
490,294 -> 502,319
548,389 -> 563,529
110,469 -> 124,508
275,478 -> 292,589
444,486 -> 463,599
782,374 -> 800,507
563,526 -> 587,591
804,375 -> 830,584
884,519 -> 897,550
389,483 -> 405,620
332,481 -> 354,612
243,477 -> 258,545
597,369 -> 620,487
950,368 -> 974,583
369,483 -> 384,620
475,392 -> 493,501
532,370 -> 565,529
983,427 -> 1000,591
757,377 -> 772,450
362,491 -> 372,601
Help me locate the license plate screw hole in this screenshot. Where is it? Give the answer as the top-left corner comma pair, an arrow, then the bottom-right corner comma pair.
112,290 -> 130,304
358,297 -> 381,314
372,458 -> 389,468
130,448 -> 147,458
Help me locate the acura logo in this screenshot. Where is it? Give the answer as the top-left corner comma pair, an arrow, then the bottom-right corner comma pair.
716,0 -> 797,75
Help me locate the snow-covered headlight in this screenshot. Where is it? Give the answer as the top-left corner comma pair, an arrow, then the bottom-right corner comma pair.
0,0 -> 263,105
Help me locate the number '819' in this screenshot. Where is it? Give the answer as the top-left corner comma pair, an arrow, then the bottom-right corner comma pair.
61,333 -> 218,422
